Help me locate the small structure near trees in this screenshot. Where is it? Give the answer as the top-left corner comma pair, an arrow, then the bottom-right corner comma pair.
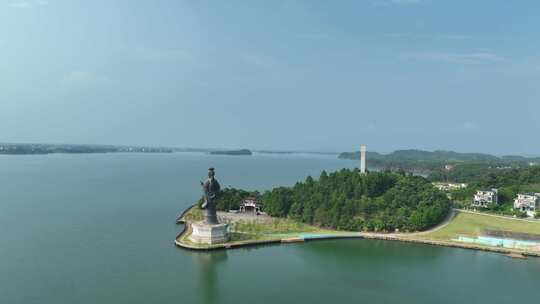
239,197 -> 261,214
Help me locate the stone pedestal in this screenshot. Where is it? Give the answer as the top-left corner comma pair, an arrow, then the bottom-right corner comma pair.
189,222 -> 229,245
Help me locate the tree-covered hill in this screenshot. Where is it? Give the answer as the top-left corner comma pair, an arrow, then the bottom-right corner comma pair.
339,149 -> 538,172
215,169 -> 451,232
428,163 -> 540,184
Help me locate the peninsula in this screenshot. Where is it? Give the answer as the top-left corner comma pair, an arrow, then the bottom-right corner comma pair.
176,169 -> 450,248
175,168 -> 540,257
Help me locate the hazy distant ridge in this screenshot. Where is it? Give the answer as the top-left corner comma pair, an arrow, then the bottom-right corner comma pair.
339,149 -> 539,171
0,142 -> 178,155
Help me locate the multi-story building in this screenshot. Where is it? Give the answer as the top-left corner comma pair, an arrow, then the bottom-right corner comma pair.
472,189 -> 498,208
514,193 -> 540,217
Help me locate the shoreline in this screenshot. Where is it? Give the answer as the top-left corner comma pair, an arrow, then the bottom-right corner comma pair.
174,206 -> 540,257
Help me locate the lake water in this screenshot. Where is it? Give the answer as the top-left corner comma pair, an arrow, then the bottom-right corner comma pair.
1,152 -> 539,304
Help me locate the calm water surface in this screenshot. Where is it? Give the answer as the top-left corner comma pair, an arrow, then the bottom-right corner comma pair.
1,153 -> 539,304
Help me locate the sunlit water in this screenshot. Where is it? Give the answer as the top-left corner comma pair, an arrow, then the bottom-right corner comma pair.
1,152 -> 539,304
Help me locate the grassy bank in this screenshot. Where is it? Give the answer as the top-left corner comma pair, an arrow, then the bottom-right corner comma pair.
177,206 -> 540,255
176,206 -> 343,249
181,206 -> 203,222
421,212 -> 540,241
231,218 -> 324,236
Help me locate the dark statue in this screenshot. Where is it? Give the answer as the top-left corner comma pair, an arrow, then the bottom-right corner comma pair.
200,167 -> 221,225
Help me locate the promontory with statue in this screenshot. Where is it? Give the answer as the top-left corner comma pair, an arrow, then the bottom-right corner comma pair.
175,147 -> 540,257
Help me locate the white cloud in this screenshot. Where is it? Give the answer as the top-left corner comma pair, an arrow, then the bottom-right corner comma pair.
298,33 -> 330,40
439,34 -> 472,41
8,0 -> 48,9
386,33 -> 473,41
390,0 -> 421,3
373,0 -> 421,6
243,53 -> 273,69
462,122 -> 476,130
9,1 -> 31,8
60,71 -> 108,88
135,47 -> 189,64
407,51 -> 506,65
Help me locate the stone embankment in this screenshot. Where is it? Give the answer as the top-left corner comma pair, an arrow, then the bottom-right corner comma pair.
174,206 -> 540,258
361,234 -> 540,258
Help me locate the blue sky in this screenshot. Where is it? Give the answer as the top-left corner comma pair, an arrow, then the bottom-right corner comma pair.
1,0 -> 539,154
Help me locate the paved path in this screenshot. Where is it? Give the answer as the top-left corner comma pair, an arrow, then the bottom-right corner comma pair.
410,208 -> 457,236
360,208 -> 457,239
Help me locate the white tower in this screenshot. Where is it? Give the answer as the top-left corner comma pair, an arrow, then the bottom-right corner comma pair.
360,145 -> 367,174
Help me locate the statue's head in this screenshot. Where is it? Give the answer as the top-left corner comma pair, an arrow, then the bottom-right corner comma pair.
208,167 -> 215,178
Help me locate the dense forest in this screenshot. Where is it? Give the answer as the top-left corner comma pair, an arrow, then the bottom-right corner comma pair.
215,169 -> 451,232
427,163 -> 500,183
426,163 -> 540,184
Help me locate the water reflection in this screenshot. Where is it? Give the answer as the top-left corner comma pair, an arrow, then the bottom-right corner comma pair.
191,251 -> 228,304
293,239 -> 448,268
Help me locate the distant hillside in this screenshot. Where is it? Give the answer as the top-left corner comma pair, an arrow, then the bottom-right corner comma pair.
210,149 -> 252,156
339,149 -> 539,172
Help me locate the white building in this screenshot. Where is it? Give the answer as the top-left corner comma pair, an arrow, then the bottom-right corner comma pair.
472,189 -> 498,208
514,193 -> 540,217
433,182 -> 468,192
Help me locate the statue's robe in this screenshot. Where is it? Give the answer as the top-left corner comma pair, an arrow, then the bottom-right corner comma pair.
202,177 -> 220,224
